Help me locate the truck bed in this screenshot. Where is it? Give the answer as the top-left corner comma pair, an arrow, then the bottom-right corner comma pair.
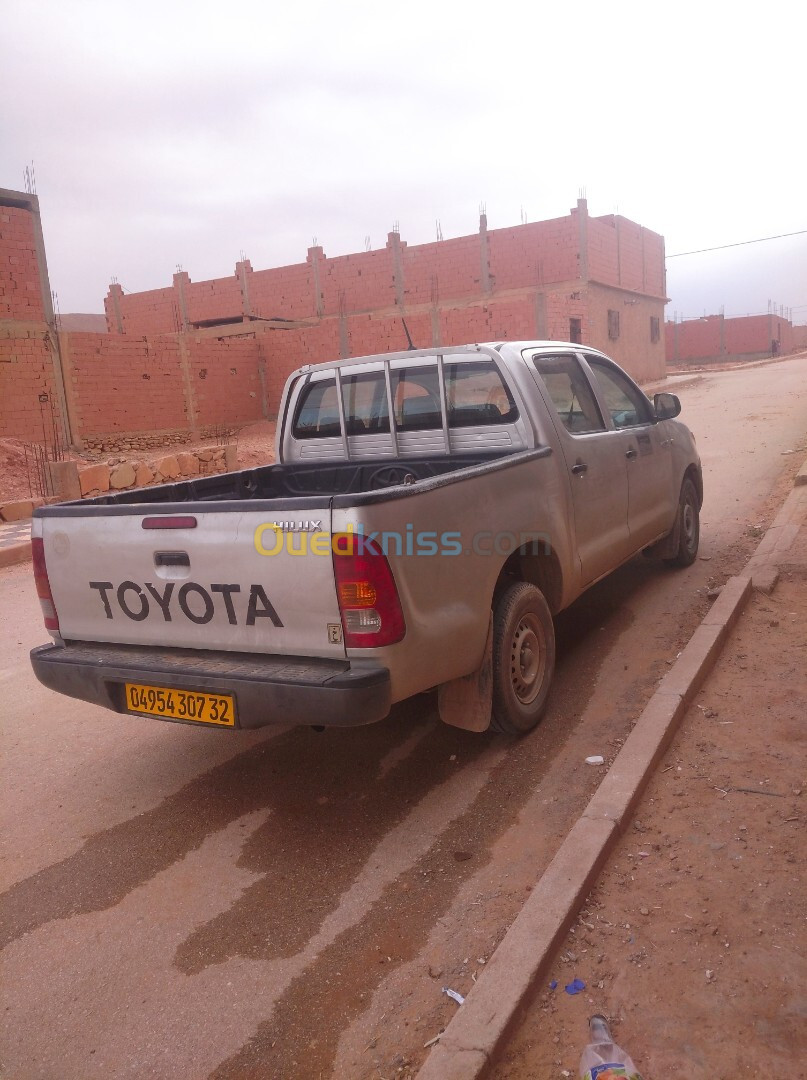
43,450 -> 534,511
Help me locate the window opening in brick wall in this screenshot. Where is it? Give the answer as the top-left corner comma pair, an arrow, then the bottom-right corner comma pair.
607,309 -> 620,341
650,316 -> 660,343
569,317 -> 583,344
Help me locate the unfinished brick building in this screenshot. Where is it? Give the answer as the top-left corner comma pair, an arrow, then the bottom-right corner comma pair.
1,193 -> 667,451
106,199 -> 668,389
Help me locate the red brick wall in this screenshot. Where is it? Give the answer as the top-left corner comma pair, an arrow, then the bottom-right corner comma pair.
793,325 -> 807,352
722,314 -> 771,356
249,260 -> 316,321
57,331 -> 267,441
0,206 -> 45,321
61,332 -> 188,437
0,331 -> 57,439
105,285 -> 179,335
186,337 -> 264,427
587,216 -> 665,297
185,275 -> 243,326
665,314 -> 795,365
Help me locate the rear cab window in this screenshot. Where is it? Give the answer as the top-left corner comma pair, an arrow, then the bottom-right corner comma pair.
292,359 -> 519,441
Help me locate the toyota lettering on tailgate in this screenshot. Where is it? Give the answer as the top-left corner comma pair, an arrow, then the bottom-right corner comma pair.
88,581 -> 283,626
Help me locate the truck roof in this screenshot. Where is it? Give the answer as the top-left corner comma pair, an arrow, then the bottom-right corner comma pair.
295,340 -> 598,375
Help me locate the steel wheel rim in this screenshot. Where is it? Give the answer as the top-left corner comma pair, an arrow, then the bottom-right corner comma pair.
510,613 -> 546,705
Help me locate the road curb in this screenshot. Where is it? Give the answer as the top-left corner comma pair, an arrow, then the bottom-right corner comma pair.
419,467 -> 807,1079
0,540 -> 32,569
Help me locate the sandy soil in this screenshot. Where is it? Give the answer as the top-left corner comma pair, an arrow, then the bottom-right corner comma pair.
492,538 -> 807,1079
0,421 -> 278,503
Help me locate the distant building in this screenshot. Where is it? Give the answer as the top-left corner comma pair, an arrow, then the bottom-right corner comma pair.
665,311 -> 796,367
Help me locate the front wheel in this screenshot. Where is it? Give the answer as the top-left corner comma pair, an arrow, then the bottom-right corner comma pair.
490,582 -> 555,735
664,477 -> 700,567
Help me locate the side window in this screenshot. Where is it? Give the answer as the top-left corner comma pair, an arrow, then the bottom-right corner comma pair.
341,371 -> 390,435
586,358 -> 652,429
532,354 -> 605,435
445,361 -> 519,427
292,379 -> 340,439
392,367 -> 442,431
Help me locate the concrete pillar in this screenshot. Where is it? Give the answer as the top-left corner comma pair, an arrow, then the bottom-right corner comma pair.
430,306 -> 441,347
534,292 -> 548,338
307,245 -> 325,317
661,237 -> 668,303
46,459 -> 81,501
236,259 -> 253,318
173,271 -> 190,331
223,444 -> 238,471
576,198 -> 589,283
338,293 -> 349,359
615,218 -> 623,287
640,226 -> 647,292
257,356 -> 269,419
387,232 -> 405,309
55,331 -> 84,450
108,283 -> 125,333
177,335 -> 199,434
479,212 -> 491,294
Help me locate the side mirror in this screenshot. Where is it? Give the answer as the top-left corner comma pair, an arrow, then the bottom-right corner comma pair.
654,392 -> 681,421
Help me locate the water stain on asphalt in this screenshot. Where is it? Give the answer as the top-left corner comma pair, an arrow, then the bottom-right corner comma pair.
0,560 -> 642,964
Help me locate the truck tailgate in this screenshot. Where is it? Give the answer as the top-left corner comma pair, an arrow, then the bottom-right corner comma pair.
40,506 -> 345,659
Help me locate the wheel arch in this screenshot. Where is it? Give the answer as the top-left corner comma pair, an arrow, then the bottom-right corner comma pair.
684,463 -> 703,508
495,541 -> 564,616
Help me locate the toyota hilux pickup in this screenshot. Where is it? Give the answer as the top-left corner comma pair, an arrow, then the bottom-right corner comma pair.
30,341 -> 702,735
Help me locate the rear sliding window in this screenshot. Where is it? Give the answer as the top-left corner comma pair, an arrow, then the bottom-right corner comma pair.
292,361 -> 518,439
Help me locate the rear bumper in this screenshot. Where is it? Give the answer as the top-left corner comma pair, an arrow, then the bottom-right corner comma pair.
30,641 -> 391,729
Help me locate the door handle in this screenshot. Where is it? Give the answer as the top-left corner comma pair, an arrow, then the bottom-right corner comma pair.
154,551 -> 190,567
625,448 -> 638,460
571,462 -> 588,475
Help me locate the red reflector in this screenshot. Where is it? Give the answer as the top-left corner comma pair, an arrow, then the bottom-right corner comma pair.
332,532 -> 405,648
142,516 -> 198,530
32,537 -> 60,633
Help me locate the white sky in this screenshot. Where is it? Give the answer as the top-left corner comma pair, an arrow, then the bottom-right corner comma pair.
2,0 -> 805,323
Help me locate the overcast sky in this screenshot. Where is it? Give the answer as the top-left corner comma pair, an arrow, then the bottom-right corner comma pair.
2,0 -> 805,323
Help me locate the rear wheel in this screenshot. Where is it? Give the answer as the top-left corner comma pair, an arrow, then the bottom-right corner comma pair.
664,477 -> 700,567
490,582 -> 555,734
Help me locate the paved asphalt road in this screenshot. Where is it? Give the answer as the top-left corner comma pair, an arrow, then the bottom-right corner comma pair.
1,357 -> 805,1079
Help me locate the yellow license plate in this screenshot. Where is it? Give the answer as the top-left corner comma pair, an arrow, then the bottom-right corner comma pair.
124,682 -> 236,726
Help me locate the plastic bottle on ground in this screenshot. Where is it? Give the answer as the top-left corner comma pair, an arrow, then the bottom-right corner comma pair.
578,1014 -> 643,1080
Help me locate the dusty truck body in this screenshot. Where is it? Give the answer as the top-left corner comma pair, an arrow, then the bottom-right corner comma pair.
30,342 -> 702,734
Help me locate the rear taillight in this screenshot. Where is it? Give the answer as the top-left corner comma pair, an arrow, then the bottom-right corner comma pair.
332,532 -> 405,648
32,537 -> 59,633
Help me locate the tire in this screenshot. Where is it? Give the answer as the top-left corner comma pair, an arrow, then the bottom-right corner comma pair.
664,477 -> 700,567
490,582 -> 555,735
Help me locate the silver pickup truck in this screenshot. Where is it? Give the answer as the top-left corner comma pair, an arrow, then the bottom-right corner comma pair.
30,341 -> 702,735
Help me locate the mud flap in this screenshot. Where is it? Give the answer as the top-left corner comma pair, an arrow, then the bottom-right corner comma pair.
645,516 -> 680,560
437,615 -> 493,732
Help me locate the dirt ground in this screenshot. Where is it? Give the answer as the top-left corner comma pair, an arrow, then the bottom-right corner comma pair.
0,420 -> 278,502
492,535 -> 807,1079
